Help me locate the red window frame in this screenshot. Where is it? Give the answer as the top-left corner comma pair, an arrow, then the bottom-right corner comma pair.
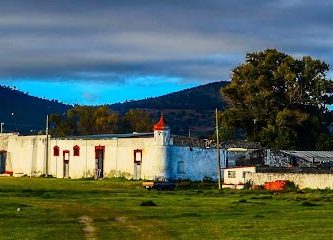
95,146 -> 105,159
63,150 -> 70,163
134,149 -> 143,164
53,146 -> 60,157
73,145 -> 80,156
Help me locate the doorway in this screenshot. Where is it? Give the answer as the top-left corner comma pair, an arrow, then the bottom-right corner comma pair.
63,150 -> 70,178
0,151 -> 6,173
95,146 -> 105,179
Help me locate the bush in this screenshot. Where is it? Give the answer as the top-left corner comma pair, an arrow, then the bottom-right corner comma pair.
202,176 -> 214,183
140,200 -> 157,206
301,201 -> 322,207
283,181 -> 298,192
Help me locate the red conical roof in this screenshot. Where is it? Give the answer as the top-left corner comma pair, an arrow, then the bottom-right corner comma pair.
153,114 -> 168,130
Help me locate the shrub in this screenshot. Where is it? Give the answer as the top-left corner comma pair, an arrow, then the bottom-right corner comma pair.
301,201 -> 321,207
140,200 -> 157,206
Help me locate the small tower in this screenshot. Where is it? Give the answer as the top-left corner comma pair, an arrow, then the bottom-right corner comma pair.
153,114 -> 170,146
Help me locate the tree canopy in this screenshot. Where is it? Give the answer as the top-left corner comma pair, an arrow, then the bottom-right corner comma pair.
49,106 -> 153,137
221,49 -> 333,150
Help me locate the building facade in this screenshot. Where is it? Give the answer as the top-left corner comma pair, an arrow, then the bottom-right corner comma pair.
0,116 -> 231,180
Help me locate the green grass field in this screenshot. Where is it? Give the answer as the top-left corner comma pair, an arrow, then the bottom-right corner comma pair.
0,177 -> 333,240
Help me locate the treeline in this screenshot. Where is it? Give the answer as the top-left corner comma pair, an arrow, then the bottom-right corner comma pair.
110,81 -> 229,111
49,106 -> 153,137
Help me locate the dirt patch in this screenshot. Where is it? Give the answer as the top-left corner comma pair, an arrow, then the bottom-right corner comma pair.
114,217 -> 127,223
78,215 -> 97,239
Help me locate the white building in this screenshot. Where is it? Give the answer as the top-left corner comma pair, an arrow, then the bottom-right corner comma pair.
0,115 -> 233,180
222,166 -> 256,189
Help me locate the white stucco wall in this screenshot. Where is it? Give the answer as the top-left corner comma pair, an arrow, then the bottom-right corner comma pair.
0,134 -> 47,176
223,166 -> 256,185
169,146 -> 227,181
246,172 -> 333,189
0,131 -> 250,181
49,134 -> 170,179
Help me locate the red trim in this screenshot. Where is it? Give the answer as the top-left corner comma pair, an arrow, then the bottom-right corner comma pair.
134,149 -> 142,163
95,146 -> 105,159
53,146 -> 60,156
4,171 -> 13,175
73,145 -> 80,156
153,115 -> 168,130
63,150 -> 69,162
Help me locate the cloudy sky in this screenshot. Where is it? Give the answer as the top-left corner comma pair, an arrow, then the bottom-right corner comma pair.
0,0 -> 332,105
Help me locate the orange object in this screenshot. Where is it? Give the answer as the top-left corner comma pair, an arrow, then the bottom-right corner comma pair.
264,180 -> 287,191
153,114 -> 168,131
153,115 -> 168,130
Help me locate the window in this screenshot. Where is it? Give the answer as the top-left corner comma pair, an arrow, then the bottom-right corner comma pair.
134,149 -> 142,164
53,146 -> 60,157
73,145 -> 80,156
242,171 -> 250,178
228,170 -> 236,178
63,150 -> 69,161
177,161 -> 185,174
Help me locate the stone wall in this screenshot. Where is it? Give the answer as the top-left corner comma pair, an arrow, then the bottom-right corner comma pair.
246,172 -> 333,189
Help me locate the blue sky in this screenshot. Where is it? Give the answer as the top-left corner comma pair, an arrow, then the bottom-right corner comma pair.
0,77 -> 195,105
0,0 -> 332,105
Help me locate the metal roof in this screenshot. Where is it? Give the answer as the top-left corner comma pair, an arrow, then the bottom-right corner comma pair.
280,150 -> 333,163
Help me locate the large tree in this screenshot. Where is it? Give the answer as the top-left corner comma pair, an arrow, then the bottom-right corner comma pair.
49,106 -> 153,137
221,49 -> 333,150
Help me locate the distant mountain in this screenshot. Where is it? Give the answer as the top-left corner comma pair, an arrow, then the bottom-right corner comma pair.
0,85 -> 71,133
110,81 -> 230,137
0,81 -> 229,137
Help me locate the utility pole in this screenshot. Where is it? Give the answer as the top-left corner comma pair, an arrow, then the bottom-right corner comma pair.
253,118 -> 257,141
216,108 -> 222,190
45,115 -> 49,177
0,122 -> 4,133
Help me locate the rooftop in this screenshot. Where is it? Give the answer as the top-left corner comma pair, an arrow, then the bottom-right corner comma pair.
52,132 -> 154,140
281,150 -> 333,163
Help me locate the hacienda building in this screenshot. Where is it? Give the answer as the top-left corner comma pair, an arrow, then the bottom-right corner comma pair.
0,115 -> 244,180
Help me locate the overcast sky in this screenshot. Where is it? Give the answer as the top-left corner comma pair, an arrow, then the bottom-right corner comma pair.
0,0 -> 332,105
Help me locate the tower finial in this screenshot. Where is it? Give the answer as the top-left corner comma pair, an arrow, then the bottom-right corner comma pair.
153,114 -> 168,130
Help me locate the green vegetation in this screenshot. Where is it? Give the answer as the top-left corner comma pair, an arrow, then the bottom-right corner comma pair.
49,107 -> 153,137
1,177 -> 333,239
221,49 -> 333,150
110,81 -> 229,137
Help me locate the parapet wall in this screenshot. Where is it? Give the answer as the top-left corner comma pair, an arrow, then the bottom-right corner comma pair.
246,172 -> 333,189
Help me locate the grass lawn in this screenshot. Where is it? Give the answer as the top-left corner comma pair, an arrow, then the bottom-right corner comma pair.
0,177 -> 333,240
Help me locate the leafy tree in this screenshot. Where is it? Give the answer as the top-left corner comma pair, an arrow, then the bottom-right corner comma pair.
124,109 -> 153,132
49,106 -> 153,137
221,49 -> 333,150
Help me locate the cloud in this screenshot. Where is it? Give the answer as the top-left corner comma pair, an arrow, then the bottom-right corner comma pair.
0,0 -> 332,84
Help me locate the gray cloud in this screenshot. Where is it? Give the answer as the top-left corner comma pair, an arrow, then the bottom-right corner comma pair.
0,0 -> 332,83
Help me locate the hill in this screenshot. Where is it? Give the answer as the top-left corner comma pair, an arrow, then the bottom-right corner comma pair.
0,85 -> 71,133
0,81 -> 229,137
110,81 -> 229,137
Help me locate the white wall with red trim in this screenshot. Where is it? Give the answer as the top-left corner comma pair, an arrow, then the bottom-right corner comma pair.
48,136 -> 171,179
0,128 -> 229,180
